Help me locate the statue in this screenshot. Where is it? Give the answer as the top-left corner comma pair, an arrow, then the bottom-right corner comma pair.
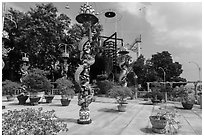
19,53 -> 30,82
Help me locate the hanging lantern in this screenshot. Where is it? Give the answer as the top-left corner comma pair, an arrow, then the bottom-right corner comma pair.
76,2 -> 98,25
118,46 -> 129,55
105,11 -> 116,18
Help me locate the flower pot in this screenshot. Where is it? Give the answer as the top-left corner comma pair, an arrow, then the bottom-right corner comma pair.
149,116 -> 167,129
44,95 -> 55,103
30,96 -> 41,105
6,95 -> 15,101
117,105 -> 126,112
181,102 -> 194,110
17,94 -> 28,105
60,99 -> 71,106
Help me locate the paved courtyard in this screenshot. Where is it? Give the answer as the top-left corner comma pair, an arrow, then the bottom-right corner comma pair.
2,95 -> 202,135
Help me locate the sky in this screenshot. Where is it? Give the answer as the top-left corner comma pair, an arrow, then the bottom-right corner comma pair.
3,0 -> 202,81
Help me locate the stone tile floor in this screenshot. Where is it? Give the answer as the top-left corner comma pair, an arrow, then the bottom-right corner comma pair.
2,95 -> 202,135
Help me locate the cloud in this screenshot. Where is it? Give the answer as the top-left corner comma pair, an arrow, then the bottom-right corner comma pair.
144,2 -> 202,49
5,3 -> 24,12
116,2 -> 143,17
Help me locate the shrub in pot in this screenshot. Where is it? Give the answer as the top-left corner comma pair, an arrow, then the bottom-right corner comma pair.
178,86 -> 195,110
22,68 -> 52,105
198,92 -> 202,109
44,89 -> 55,103
145,90 -> 164,104
2,80 -> 21,101
55,77 -> 75,106
181,93 -> 195,110
108,85 -> 132,112
149,108 -> 181,134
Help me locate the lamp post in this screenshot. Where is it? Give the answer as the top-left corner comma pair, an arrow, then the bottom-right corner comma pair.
159,67 -> 167,102
189,61 -> 201,101
189,61 -> 201,82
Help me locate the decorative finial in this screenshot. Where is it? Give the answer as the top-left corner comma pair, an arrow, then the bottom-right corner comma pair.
79,2 -> 96,15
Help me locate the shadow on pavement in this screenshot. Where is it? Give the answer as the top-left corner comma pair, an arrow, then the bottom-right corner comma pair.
2,100 -> 10,102
174,106 -> 185,110
58,118 -> 78,124
140,127 -> 155,134
49,104 -> 65,107
94,100 -> 116,104
6,102 -> 19,105
139,102 -> 153,105
98,108 -> 119,113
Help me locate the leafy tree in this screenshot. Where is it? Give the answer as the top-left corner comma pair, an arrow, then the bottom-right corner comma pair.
132,51 -> 186,90
150,51 -> 184,82
3,3 -> 104,83
3,3 -> 72,81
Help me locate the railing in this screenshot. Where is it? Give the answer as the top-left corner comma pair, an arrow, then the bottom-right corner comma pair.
2,89 -> 61,96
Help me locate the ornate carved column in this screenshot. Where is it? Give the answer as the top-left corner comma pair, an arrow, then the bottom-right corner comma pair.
75,2 -> 98,124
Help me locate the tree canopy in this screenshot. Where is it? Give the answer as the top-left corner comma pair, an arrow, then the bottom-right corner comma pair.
3,3 -> 102,81
133,51 -> 186,90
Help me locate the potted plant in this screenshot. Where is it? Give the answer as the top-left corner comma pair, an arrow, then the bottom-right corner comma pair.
197,85 -> 202,109
145,90 -> 164,104
2,80 -> 21,101
198,92 -> 202,109
108,85 -> 132,112
44,89 -> 55,103
22,69 -> 52,105
55,77 -> 75,106
149,108 -> 181,134
181,93 -> 195,110
178,86 -> 195,110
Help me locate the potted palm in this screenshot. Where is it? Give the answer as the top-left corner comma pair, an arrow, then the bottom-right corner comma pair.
55,77 -> 75,106
2,80 -> 21,101
22,69 -> 52,105
108,85 -> 132,112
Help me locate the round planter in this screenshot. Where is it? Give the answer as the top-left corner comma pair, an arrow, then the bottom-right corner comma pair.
17,95 -> 28,105
117,105 -> 126,112
6,95 -> 15,101
149,116 -> 167,129
182,102 -> 194,110
60,99 -> 71,106
30,97 -> 41,105
44,95 -> 55,103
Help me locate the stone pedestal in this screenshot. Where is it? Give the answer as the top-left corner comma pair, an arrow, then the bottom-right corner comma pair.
77,107 -> 92,124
